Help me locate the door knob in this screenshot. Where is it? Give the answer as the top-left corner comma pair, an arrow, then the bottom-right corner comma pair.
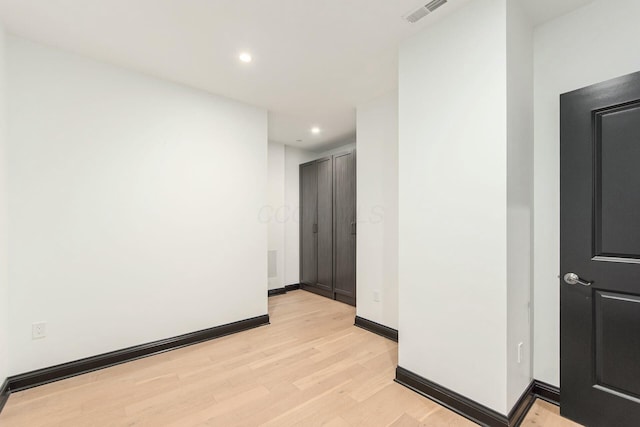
563,272 -> 591,287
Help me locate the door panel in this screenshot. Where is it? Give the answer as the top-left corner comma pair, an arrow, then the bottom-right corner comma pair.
595,101 -> 640,258
333,151 -> 356,306
300,162 -> 317,286
595,291 -> 640,399
561,71 -> 640,426
316,157 -> 333,292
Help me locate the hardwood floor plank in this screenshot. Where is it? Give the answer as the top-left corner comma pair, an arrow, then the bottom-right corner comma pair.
521,399 -> 581,427
388,413 -> 423,427
0,291 -> 579,426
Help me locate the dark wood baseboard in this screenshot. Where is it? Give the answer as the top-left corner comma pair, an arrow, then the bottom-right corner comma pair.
395,367 -> 558,427
268,284 -> 300,297
395,366 -> 509,427
0,379 -> 9,414
300,285 -> 355,307
6,314 -> 269,393
532,380 -> 560,406
300,283 -> 333,299
335,293 -> 356,307
509,380 -> 537,427
354,316 -> 398,342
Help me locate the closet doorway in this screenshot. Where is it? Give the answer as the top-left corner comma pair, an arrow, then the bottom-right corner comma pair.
299,150 -> 356,306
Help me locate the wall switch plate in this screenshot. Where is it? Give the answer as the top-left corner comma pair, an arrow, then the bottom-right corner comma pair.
32,322 -> 47,339
373,290 -> 381,302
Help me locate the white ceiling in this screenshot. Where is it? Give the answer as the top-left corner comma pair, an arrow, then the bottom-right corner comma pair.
0,0 -> 595,150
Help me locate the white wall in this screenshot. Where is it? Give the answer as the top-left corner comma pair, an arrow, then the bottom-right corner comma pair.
356,92 -> 398,330
283,145 -> 317,286
506,0 -> 534,408
398,0 -> 509,413
267,142 -> 286,290
533,0 -> 640,387
0,24 -> 8,383
316,142 -> 356,158
6,36 -> 268,375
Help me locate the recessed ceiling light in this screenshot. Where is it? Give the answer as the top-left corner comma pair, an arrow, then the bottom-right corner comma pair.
311,127 -> 321,134
239,52 -> 252,63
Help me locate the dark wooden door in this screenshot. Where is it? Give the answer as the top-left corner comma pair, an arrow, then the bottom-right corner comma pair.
300,161 -> 317,287
333,151 -> 356,306
316,157 -> 333,296
561,71 -> 640,426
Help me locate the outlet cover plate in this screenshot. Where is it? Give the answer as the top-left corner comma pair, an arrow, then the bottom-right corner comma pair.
32,322 -> 47,339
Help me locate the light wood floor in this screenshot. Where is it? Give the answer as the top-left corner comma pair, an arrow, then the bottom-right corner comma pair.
1,290 -> 578,426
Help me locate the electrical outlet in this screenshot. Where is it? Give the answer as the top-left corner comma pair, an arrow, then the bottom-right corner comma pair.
517,342 -> 524,364
32,322 -> 47,339
373,290 -> 381,302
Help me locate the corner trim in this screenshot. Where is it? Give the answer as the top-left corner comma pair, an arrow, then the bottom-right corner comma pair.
268,288 -> 287,296
532,380 -> 560,406
354,316 -> 398,342
395,367 -> 561,427
268,284 -> 300,297
7,314 -> 269,393
0,379 -> 9,414
395,366 -> 509,427
508,381 -> 537,427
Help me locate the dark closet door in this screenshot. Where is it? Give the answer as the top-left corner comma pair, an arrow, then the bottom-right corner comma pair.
299,161 -> 317,287
316,157 -> 333,296
333,151 -> 356,306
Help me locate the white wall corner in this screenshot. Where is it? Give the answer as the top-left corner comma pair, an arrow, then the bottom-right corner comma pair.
506,0 -> 534,411
267,142 -> 286,290
0,23 -> 9,383
355,91 -> 398,330
398,0 -> 510,415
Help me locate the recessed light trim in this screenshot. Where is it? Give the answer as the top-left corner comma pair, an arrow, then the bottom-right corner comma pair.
239,52 -> 252,63
311,127 -> 321,134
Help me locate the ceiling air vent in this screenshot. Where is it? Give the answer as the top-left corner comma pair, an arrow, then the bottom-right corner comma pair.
403,0 -> 448,23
